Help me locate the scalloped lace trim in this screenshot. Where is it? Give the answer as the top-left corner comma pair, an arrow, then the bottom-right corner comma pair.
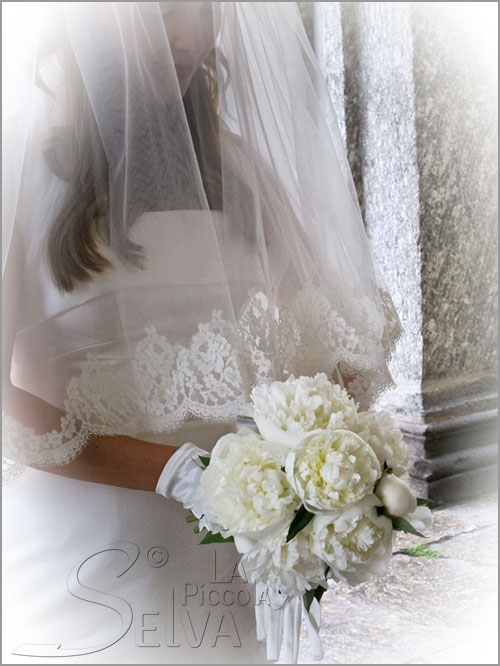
2,284 -> 402,486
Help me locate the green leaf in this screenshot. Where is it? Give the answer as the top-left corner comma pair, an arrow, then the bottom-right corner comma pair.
199,531 -> 234,545
286,505 -> 315,543
392,516 -> 426,538
198,455 -> 211,468
186,513 -> 199,523
303,584 -> 328,613
314,585 -> 328,605
303,589 -> 315,613
416,497 -> 434,507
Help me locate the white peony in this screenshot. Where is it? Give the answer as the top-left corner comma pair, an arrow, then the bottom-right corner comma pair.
285,429 -> 381,513
375,472 -> 417,517
311,494 -> 393,586
198,429 -> 299,538
236,524 -> 328,596
250,373 -> 359,448
348,409 -> 410,475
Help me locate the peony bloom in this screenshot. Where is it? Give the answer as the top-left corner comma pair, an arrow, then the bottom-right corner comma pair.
197,429 -> 299,538
250,372 -> 359,448
285,429 -> 381,513
311,494 -> 393,586
348,409 -> 410,475
236,524 -> 328,596
375,472 -> 417,517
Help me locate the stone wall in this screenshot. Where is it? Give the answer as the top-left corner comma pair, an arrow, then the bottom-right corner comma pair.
311,2 -> 498,501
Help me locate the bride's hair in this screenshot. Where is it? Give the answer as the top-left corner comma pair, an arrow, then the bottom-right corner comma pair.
38,31 -> 238,293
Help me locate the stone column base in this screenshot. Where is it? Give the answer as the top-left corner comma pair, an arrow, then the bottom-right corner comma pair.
378,375 -> 498,503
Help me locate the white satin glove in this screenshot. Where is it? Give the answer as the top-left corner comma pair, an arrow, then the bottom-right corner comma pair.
155,442 -> 209,514
255,583 -> 324,663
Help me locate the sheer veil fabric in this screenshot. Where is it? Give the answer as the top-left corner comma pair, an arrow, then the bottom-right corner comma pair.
2,2 -> 403,485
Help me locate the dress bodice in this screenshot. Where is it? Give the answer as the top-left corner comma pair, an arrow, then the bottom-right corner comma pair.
19,209 -> 264,331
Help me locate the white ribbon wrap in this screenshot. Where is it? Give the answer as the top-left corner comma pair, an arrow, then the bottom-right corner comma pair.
254,583 -> 325,663
302,597 -> 324,661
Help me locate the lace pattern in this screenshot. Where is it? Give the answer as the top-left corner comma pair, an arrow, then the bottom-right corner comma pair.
2,284 -> 403,486
2,415 -> 96,487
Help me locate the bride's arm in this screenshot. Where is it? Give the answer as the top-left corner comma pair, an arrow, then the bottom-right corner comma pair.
39,429 -> 179,492
3,382 -> 179,492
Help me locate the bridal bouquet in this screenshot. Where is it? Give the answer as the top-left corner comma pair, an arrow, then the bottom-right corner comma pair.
187,373 -> 432,663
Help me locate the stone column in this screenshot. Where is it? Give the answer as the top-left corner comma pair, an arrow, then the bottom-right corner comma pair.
313,2 -> 498,502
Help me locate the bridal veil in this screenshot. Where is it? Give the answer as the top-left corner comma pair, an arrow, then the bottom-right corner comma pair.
2,2 -> 403,484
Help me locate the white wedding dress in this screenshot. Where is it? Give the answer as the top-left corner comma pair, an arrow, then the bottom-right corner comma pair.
2,210 -> 273,664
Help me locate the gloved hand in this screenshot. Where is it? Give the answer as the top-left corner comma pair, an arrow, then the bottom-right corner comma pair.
155,442 -> 209,514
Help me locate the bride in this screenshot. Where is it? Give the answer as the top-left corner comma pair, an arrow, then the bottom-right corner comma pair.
2,3 -> 403,663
